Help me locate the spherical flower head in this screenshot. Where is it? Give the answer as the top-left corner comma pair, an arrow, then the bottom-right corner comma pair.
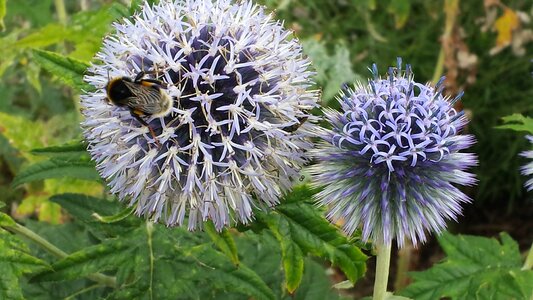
310,58 -> 477,247
520,135 -> 533,191
81,0 -> 319,230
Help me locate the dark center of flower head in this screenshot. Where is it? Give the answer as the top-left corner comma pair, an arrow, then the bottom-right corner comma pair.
126,25 -> 283,174
332,63 -> 469,176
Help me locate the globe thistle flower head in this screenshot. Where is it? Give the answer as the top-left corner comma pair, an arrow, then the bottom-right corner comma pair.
520,135 -> 533,191
311,58 -> 477,247
81,0 -> 318,230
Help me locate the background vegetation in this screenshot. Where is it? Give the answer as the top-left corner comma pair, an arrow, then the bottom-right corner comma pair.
0,0 -> 532,299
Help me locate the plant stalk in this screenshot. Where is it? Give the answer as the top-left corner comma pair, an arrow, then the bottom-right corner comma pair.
522,242 -> 533,270
4,222 -> 117,288
54,0 -> 68,25
373,242 -> 392,300
432,0 -> 459,84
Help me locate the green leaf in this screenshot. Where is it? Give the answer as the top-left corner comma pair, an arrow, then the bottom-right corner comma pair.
32,49 -> 91,90
302,40 -> 363,103
204,221 -> 240,266
31,140 -> 87,158
0,112 -> 46,152
50,194 -> 136,239
108,2 -> 129,19
50,194 -> 121,222
257,185 -> 367,287
14,24 -> 71,49
401,232 -> 533,300
30,237 -> 132,282
0,242 -> 50,270
497,114 -> 533,134
236,232 -> 345,300
12,156 -> 99,187
0,230 -> 50,300
0,0 -> 6,31
93,207 -> 134,224
0,212 -> 16,226
387,0 -> 410,29
68,7 -> 117,61
264,214 -> 304,293
107,225 -> 204,300
187,245 -> 276,300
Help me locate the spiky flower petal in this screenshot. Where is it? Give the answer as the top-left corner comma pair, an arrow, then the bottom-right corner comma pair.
81,0 -> 318,230
310,59 -> 477,247
520,135 -> 533,191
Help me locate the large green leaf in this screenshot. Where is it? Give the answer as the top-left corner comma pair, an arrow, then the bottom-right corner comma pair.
103,223 -> 272,300
0,230 -> 50,300
31,140 -> 88,159
401,232 -> 533,300
14,24 -> 71,49
236,232 -> 346,300
32,49 -> 91,90
12,156 -> 99,187
29,237 -> 131,283
186,244 -> 276,300
255,185 -> 367,291
50,193 -> 138,240
264,213 -> 304,293
497,114 -> 533,134
205,221 -> 240,266
107,225 -> 203,300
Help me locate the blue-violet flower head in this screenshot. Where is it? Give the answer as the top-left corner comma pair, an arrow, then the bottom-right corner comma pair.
520,135 -> 533,191
310,58 -> 477,247
81,0 -> 319,230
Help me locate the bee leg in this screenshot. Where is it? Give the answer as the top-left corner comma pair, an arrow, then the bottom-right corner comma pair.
130,110 -> 161,147
134,71 -> 146,82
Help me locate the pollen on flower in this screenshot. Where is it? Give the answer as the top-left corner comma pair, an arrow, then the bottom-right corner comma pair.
81,0 -> 319,230
310,58 -> 478,247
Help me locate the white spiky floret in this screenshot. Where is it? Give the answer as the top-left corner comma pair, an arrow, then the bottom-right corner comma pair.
521,135 -> 533,191
81,0 -> 319,230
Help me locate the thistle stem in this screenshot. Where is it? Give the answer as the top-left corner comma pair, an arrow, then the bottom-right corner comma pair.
373,243 -> 392,300
431,0 -> 459,84
4,222 -> 117,288
54,0 -> 68,25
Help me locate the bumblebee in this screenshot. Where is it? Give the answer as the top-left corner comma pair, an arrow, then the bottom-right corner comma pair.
106,71 -> 173,144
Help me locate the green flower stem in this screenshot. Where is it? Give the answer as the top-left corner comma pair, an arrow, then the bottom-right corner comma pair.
54,0 -> 68,25
373,243 -> 392,300
431,0 -> 459,84
522,242 -> 533,270
5,222 -> 117,288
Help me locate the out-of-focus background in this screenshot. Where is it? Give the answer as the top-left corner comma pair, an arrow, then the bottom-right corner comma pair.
0,0 -> 532,298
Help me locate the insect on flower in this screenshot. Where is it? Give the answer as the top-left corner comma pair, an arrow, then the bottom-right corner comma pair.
105,71 -> 173,144
81,0 -> 319,230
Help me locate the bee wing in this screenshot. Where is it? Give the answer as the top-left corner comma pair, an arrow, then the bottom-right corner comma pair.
123,81 -> 165,115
